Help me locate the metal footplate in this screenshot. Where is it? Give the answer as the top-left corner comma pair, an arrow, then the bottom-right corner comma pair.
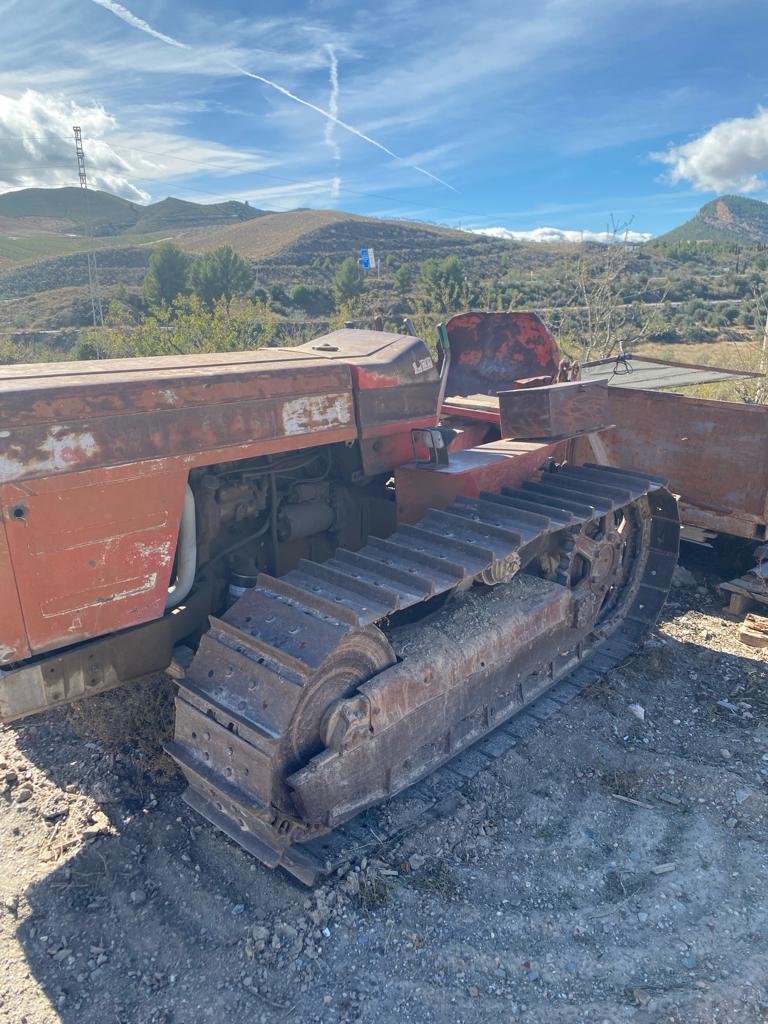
167,464 -> 679,883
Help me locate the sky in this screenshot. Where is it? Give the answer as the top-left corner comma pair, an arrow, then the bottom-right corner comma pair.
1,0 -> 768,239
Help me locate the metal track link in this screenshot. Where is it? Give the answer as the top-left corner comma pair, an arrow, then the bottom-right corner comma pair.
168,465 -> 679,884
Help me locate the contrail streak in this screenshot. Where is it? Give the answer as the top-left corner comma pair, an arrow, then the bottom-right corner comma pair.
92,0 -> 188,49
90,0 -> 456,192
231,62 -> 456,191
324,44 -> 341,163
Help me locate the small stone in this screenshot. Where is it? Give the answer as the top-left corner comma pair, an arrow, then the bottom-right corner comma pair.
651,862 -> 676,875
14,788 -> 32,804
735,788 -> 753,805
672,565 -> 696,588
628,703 -> 645,722
720,748 -> 732,761
321,927 -> 331,938
82,810 -> 110,837
527,969 -> 540,982
726,817 -> 738,829
468,985 -> 480,997
637,912 -> 649,923
232,904 -> 245,915
631,987 -> 651,1008
129,888 -> 147,906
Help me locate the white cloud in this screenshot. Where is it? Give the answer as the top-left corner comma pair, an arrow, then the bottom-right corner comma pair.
0,89 -> 149,201
0,90 -> 275,203
471,226 -> 652,244
652,108 -> 768,194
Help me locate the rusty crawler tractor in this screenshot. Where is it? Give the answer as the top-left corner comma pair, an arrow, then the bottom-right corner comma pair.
0,314 -> 679,882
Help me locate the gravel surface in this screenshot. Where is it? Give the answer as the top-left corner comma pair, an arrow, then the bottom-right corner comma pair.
1,564 -> 767,1024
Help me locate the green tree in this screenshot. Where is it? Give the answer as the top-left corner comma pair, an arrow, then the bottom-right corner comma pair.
394,263 -> 414,299
142,242 -> 189,307
333,256 -> 365,303
190,246 -> 253,309
290,283 -> 333,315
419,255 -> 468,311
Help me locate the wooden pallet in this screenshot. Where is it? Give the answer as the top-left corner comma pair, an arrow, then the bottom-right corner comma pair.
720,574 -> 768,617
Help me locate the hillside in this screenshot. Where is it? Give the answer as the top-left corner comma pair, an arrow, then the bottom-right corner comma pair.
178,209 -> 475,263
0,187 -> 264,239
2,184 -> 768,369
656,195 -> 768,244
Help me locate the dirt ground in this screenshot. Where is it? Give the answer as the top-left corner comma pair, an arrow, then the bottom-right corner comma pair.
2,557 -> 768,1024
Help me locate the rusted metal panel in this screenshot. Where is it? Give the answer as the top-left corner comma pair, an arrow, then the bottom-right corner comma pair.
0,463 -> 188,658
298,329 -> 441,439
499,380 -> 610,441
443,312 -> 561,398
572,388 -> 768,539
0,331 -> 443,485
0,513 -> 30,663
395,438 -> 560,524
441,394 -> 501,423
0,369 -> 356,483
0,582 -> 211,722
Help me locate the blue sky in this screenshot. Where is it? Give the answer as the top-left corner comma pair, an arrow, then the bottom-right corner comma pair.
2,0 -> 768,238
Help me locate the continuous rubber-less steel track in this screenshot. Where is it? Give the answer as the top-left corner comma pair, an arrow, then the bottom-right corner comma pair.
167,464 -> 679,883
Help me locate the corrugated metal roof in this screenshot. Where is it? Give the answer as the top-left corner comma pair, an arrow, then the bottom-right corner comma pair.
580,354 -> 762,391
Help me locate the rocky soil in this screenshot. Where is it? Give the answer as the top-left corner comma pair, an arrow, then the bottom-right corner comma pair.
1,563 -> 767,1024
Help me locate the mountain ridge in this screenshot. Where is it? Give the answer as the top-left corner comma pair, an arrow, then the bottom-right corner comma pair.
655,195 -> 768,244
0,187 -> 265,237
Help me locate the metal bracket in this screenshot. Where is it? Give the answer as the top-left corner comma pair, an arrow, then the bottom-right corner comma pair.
411,427 -> 451,467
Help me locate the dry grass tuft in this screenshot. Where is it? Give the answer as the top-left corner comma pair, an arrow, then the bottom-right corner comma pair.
412,860 -> 461,901
355,871 -> 394,911
68,673 -> 178,784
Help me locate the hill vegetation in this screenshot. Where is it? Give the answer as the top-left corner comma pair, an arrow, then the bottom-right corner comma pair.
1,187 -> 768,394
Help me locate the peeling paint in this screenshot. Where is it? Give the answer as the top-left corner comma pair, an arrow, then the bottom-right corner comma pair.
0,428 -> 99,484
48,576 -> 159,616
135,540 -> 174,565
281,394 -> 353,436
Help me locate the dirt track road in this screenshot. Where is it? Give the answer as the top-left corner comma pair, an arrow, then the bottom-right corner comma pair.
1,570 -> 767,1024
